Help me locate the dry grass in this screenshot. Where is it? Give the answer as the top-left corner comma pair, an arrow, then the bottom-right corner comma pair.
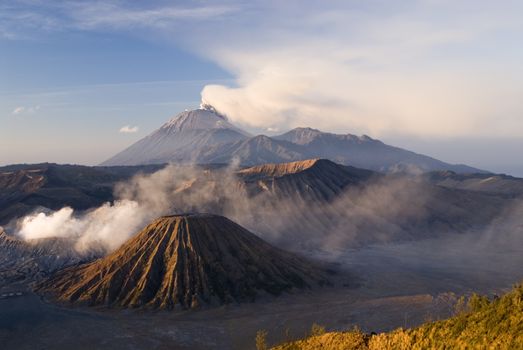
273,284 -> 523,349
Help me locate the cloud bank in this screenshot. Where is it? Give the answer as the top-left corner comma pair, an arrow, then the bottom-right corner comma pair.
195,1 -> 523,138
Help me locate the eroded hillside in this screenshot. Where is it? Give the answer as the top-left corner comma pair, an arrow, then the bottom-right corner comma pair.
38,214 -> 331,309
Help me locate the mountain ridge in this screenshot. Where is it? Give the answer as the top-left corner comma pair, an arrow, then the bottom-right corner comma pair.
101,107 -> 485,173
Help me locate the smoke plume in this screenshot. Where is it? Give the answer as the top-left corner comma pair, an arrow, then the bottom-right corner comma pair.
15,165 -> 191,252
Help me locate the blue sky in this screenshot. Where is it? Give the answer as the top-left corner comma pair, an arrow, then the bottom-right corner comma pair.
1,1 -> 522,175
1,27 -> 231,164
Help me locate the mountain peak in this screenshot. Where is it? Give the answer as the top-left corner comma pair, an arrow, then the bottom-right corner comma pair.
275,127 -> 353,145
292,127 -> 322,133
199,102 -> 228,120
163,108 -> 228,130
157,106 -> 251,139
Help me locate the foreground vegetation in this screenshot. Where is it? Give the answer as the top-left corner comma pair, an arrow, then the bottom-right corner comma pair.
269,284 -> 523,349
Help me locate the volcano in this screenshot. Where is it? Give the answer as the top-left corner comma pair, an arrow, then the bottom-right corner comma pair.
100,105 -> 250,166
238,158 -> 374,201
38,214 -> 330,309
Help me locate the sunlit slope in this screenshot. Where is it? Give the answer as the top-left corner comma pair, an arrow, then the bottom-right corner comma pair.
273,284 -> 523,349
38,214 -> 330,309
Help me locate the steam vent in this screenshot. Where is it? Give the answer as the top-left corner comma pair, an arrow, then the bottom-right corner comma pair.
38,214 -> 330,309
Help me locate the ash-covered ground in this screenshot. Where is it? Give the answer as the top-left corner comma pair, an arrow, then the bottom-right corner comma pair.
1,230 -> 522,350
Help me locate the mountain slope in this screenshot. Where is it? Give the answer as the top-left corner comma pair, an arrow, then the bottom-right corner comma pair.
0,228 -> 101,285
0,164 -> 116,225
195,135 -> 305,166
275,127 -> 482,173
425,171 -> 523,197
38,214 -> 330,309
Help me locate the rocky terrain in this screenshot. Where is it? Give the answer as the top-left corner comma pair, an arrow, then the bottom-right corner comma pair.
0,163 -> 162,226
425,170 -> 523,198
38,214 -> 331,309
0,228 -> 101,286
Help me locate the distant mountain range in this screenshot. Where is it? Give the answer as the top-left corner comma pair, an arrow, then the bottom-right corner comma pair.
101,105 -> 484,173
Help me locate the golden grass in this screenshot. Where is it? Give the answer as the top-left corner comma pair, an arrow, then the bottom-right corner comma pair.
273,284 -> 523,350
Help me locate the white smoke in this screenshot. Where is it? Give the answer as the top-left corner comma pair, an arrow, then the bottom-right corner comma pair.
17,200 -> 146,253
18,207 -> 82,240
14,165 -> 189,253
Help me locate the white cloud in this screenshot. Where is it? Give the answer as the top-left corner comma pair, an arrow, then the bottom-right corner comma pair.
12,105 -> 40,115
119,125 -> 139,133
0,2 -> 238,40
12,106 -> 25,115
69,3 -> 238,30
